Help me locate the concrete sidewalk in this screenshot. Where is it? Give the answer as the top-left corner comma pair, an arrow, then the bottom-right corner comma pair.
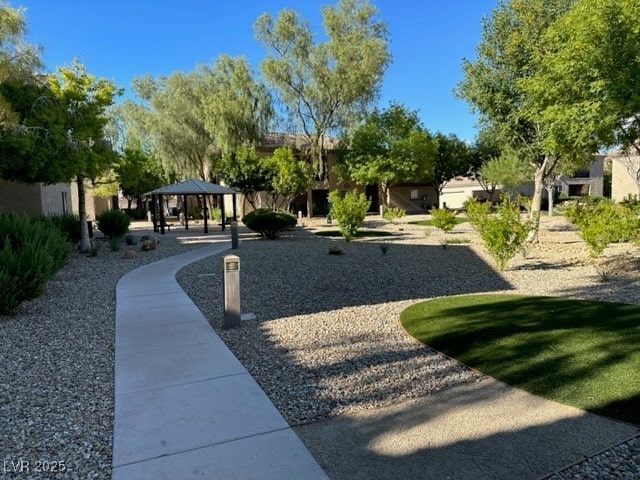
111,239 -> 327,479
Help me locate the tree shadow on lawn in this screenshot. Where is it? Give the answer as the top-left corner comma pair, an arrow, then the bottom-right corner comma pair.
402,295 -> 640,424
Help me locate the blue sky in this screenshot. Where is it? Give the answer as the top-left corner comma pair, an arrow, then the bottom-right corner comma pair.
16,0 -> 497,142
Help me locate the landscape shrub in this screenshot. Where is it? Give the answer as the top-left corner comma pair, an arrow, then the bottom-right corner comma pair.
430,208 -> 457,232
210,207 -> 222,221
0,212 -> 70,314
383,206 -> 406,224
95,209 -> 130,238
464,196 -> 534,270
563,198 -> 640,257
242,208 -> 296,239
47,213 -> 81,243
329,190 -> 371,242
621,194 -> 640,215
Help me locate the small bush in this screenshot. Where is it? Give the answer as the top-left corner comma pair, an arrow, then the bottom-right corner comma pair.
47,213 -> 82,243
329,190 -> 371,242
96,209 -> 130,239
563,198 -> 640,257
383,206 -> 406,224
430,208 -> 458,232
242,208 -> 296,239
210,207 -> 222,221
464,196 -> 534,270
109,237 -> 120,252
125,233 -> 138,245
0,213 -> 69,314
87,239 -> 99,257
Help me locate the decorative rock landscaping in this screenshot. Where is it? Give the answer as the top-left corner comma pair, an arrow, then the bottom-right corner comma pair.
0,216 -> 638,479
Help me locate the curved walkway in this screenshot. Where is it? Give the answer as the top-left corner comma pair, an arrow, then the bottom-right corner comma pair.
111,239 -> 327,479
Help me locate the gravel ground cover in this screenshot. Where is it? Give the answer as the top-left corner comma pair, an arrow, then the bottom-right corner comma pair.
1,215 -> 638,479
0,227 -> 217,480
178,215 -> 640,479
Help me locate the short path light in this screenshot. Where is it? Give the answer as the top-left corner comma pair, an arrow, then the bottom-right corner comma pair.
222,255 -> 241,329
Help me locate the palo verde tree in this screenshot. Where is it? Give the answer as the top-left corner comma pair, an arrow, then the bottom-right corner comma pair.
254,0 -> 391,212
522,0 -> 640,195
456,0 -> 577,234
337,102 -> 436,207
479,149 -> 532,199
48,60 -> 122,252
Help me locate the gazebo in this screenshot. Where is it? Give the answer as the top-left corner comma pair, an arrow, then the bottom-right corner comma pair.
147,179 -> 238,234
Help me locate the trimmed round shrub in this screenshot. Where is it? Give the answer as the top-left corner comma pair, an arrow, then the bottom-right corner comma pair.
0,212 -> 70,314
242,208 -> 296,239
96,209 -> 131,238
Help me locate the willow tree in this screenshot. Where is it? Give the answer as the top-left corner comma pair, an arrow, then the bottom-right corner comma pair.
130,72 -> 214,181
128,55 -> 272,181
456,0 -> 576,234
255,0 -> 391,213
197,54 -> 273,157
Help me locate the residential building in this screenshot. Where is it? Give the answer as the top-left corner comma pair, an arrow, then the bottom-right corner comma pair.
555,154 -> 606,198
0,178 -> 111,218
607,149 -> 640,202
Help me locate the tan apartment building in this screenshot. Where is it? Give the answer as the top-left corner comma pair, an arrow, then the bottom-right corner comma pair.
607,149 -> 640,202
0,178 -> 110,218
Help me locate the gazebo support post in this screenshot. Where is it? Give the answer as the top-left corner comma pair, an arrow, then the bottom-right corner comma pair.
183,194 -> 189,230
232,194 -> 237,221
151,194 -> 157,232
220,194 -> 226,231
159,194 -> 166,235
203,194 -> 208,234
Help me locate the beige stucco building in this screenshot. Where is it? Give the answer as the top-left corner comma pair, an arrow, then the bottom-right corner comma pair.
0,179 -> 110,218
608,149 -> 640,202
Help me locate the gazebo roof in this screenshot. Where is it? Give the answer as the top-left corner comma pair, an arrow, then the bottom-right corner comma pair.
148,178 -> 236,196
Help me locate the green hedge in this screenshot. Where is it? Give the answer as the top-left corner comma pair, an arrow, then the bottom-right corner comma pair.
47,213 -> 82,243
96,209 -> 130,238
0,213 -> 70,314
242,208 -> 296,239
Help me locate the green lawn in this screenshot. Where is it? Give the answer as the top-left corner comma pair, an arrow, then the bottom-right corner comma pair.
409,217 -> 468,227
314,229 -> 394,238
400,294 -> 640,424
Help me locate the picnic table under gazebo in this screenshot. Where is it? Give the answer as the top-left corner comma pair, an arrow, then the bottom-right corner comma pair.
147,179 -> 238,234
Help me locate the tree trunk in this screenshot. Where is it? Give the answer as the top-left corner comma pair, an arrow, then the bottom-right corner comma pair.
306,189 -> 313,218
77,173 -> 91,252
529,159 -> 548,242
546,184 -> 554,216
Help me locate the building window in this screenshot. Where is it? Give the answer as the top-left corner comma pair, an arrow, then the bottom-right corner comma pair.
573,169 -> 590,178
410,189 -> 419,200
